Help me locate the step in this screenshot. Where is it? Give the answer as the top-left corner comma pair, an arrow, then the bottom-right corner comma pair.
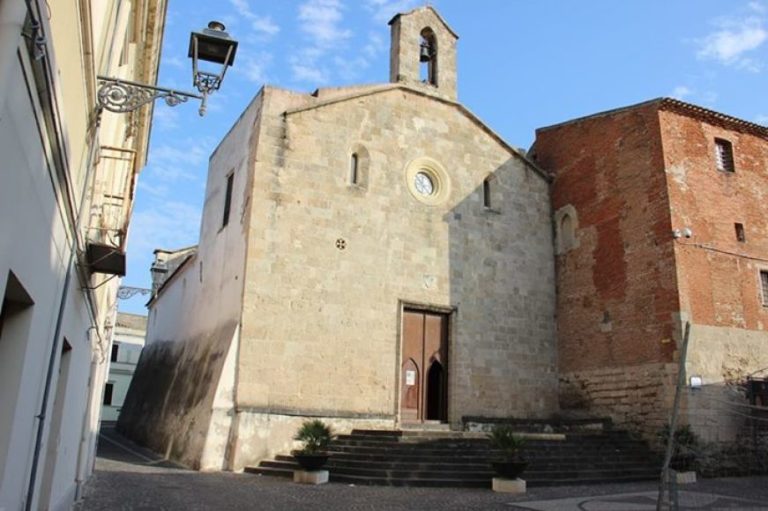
248,425 -> 660,489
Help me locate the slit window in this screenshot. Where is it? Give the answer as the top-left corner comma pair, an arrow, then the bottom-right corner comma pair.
483,178 -> 491,208
715,138 -> 735,173
761,270 -> 768,306
350,153 -> 359,185
111,343 -> 119,362
735,223 -> 746,243
222,172 -> 234,228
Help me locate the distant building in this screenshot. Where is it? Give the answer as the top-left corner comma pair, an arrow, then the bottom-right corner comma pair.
531,98 -> 768,442
102,314 -> 148,423
0,1 -> 165,509
119,6 -> 559,471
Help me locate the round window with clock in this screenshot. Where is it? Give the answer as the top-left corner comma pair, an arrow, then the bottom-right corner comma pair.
414,171 -> 435,196
405,157 -> 450,205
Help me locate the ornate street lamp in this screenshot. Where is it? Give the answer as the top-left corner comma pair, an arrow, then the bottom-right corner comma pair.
97,21 -> 238,116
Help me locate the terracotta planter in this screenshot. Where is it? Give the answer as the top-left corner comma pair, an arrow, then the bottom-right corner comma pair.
491,460 -> 528,479
293,452 -> 329,471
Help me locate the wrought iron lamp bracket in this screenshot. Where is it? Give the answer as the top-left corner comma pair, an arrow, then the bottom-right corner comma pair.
116,286 -> 151,300
96,76 -> 203,115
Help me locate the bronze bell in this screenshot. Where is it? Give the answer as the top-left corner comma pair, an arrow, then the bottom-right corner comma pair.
420,42 -> 432,62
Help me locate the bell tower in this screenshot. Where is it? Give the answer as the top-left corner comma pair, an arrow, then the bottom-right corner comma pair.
389,7 -> 458,101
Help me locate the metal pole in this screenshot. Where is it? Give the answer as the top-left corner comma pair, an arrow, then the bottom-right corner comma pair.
656,321 -> 691,511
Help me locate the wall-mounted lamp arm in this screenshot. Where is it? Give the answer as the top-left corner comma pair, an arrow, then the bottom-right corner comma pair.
96,76 -> 203,114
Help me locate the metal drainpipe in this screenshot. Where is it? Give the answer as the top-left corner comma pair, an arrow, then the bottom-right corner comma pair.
23,47 -> 104,511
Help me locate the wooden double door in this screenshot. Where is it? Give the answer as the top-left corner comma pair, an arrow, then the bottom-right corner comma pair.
400,309 -> 449,423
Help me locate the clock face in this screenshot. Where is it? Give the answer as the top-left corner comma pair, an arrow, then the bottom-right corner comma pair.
414,171 -> 435,196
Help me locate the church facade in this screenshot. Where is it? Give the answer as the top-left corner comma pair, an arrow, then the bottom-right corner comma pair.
119,7 -> 559,471
120,6 -> 768,472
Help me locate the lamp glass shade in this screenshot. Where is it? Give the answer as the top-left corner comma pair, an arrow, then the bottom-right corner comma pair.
188,27 -> 238,66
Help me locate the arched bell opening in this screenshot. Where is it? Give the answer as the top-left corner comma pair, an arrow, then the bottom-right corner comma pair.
419,28 -> 437,86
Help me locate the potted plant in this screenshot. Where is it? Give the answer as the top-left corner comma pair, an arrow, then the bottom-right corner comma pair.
659,424 -> 699,483
487,424 -> 528,479
292,419 -> 333,471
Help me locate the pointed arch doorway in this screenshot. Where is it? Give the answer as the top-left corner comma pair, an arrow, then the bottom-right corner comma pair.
400,309 -> 449,424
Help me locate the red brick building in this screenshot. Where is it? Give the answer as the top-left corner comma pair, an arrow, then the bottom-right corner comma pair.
531,98 -> 768,441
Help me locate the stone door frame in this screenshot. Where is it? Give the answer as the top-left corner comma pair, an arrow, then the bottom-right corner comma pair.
395,300 -> 455,426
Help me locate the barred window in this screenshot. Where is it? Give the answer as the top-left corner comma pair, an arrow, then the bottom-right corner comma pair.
715,138 -> 735,173
761,270 -> 768,306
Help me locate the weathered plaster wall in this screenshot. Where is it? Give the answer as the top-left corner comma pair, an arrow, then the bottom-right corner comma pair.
660,109 -> 768,440
118,92 -> 264,470
233,85 -> 557,466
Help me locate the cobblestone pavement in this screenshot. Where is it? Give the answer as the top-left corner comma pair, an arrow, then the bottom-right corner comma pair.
76,426 -> 768,511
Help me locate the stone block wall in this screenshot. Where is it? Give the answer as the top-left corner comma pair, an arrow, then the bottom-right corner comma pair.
236,84 -> 558,439
559,362 -> 678,440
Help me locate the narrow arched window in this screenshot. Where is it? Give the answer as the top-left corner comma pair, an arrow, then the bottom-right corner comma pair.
350,153 -> 359,185
483,177 -> 491,208
419,28 -> 437,86
560,214 -> 574,249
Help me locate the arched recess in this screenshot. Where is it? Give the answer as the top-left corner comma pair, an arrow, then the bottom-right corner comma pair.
347,143 -> 370,190
554,204 -> 579,254
401,358 -> 420,422
419,27 -> 438,86
426,356 -> 447,421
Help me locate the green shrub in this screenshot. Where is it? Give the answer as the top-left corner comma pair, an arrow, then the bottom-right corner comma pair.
487,424 -> 527,460
294,420 -> 333,454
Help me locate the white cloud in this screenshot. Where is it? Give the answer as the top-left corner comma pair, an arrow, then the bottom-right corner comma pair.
696,15 -> 767,70
238,51 -> 274,83
749,1 -> 766,13
291,62 -> 330,84
363,32 -> 386,59
127,200 -> 202,256
671,85 -> 692,100
668,85 -> 718,105
298,0 -> 352,48
164,56 -> 185,69
229,0 -> 280,39
252,16 -> 280,37
334,55 -> 370,81
230,0 -> 255,19
146,137 -> 215,183
365,0 -> 420,23
756,114 -> 768,125
152,106 -> 179,131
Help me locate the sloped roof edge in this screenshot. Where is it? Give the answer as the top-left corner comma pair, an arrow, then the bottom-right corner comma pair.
146,251 -> 196,308
537,97 -> 768,138
388,6 -> 459,39
283,84 -> 550,182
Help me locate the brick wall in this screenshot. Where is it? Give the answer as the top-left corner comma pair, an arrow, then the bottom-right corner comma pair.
533,102 -> 679,376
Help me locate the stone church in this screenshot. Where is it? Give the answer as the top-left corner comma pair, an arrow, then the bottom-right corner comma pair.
119,7 -> 559,471
119,5 -> 768,472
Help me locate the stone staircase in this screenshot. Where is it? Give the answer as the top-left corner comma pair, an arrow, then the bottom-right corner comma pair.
246,426 -> 661,488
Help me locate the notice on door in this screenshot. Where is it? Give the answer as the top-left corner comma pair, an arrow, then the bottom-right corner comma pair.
405,370 -> 416,386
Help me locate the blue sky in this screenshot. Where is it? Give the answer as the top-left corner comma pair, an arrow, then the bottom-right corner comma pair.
118,0 -> 768,314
